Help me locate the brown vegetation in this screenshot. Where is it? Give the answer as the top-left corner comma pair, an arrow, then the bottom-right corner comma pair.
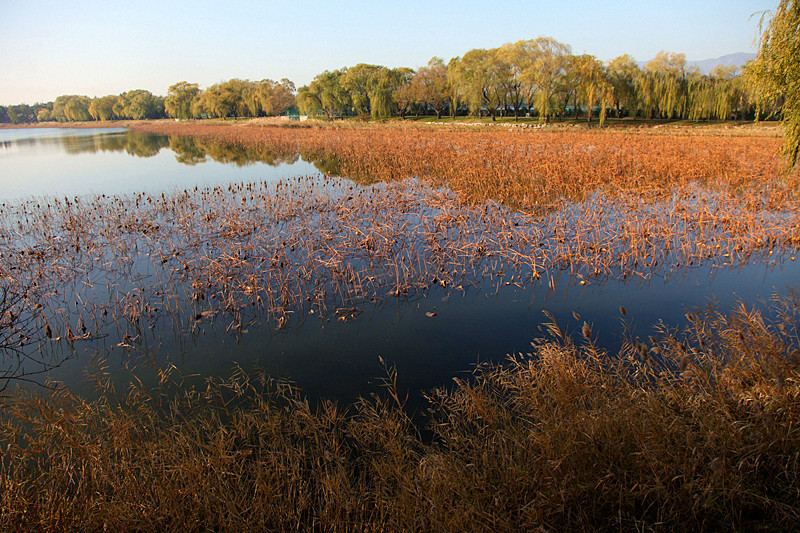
131,121 -> 793,211
1,297 -> 799,531
1,122 -> 799,530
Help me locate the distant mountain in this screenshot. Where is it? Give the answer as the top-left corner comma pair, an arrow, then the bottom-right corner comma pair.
636,53 -> 755,74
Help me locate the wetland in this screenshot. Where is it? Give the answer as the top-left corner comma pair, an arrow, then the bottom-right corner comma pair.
1,121 -> 800,530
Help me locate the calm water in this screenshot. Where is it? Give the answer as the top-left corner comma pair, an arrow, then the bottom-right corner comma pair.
2,127 -> 798,406
0,127 -> 318,201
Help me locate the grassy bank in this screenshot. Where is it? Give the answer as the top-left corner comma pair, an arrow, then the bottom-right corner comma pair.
1,297 -> 799,531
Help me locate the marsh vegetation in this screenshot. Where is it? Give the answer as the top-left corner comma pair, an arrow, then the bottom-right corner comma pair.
1,122 -> 799,530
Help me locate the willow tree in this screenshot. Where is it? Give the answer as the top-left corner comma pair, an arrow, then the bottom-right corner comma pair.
52,95 -> 91,122
710,65 -> 744,120
296,86 -> 322,116
342,64 -> 383,115
89,95 -> 118,121
113,90 -> 164,120
520,37 -> 571,123
639,52 -> 688,119
607,54 -> 640,118
571,54 -> 612,124
449,48 -> 507,120
368,68 -> 412,119
687,66 -> 743,121
749,0 -> 800,167
392,79 -> 416,118
257,79 -> 296,116
686,71 -> 715,121
298,70 -> 350,119
165,82 -> 200,119
497,41 -> 535,120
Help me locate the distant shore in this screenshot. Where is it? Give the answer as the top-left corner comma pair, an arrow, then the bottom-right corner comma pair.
1,117 -> 784,139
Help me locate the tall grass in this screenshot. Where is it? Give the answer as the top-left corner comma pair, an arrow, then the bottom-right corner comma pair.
1,295 -> 798,531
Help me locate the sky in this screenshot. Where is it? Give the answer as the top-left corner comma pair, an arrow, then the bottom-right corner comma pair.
0,0 -> 777,106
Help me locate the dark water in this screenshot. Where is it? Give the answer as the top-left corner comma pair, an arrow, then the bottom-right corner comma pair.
1,127 -> 798,406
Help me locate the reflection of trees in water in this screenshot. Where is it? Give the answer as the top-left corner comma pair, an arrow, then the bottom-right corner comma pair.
168,136 -> 300,167
121,131 -> 170,157
169,136 -> 207,165
17,129 -> 352,171
300,149 -> 346,177
56,131 -> 170,157
36,131 -> 303,166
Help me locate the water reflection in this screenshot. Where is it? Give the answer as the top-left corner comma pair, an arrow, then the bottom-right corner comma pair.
0,128 -> 320,201
1,127 -> 347,176
170,136 -> 301,167
0,128 -> 170,158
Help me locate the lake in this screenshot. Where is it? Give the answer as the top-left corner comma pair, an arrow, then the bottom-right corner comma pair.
1,126 -> 798,407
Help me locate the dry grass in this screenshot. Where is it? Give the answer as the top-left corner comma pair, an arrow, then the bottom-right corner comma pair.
1,295 -> 799,531
130,121 -> 796,211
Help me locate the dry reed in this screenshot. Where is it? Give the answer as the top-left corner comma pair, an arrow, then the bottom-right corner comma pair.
1,295 -> 798,531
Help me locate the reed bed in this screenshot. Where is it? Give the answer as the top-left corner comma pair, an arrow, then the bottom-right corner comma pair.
1,295 -> 798,531
131,122 -> 796,211
1,171 -> 798,385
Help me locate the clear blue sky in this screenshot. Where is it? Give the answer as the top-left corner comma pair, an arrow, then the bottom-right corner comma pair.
0,0 -> 776,106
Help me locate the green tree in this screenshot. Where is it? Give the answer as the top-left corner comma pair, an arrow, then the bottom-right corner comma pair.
256,79 -> 296,116
450,48 -> 506,119
638,51 -> 687,119
369,67 -> 412,119
296,86 -> 322,117
521,37 -> 571,123
607,54 -> 640,118
749,0 -> 800,166
114,90 -> 163,120
298,70 -> 350,119
7,106 -> 20,124
89,95 -> 118,121
165,82 -> 200,119
572,54 -> 612,124
497,41 -> 539,120
37,108 -> 52,122
392,79 -> 416,118
341,64 -> 383,115
196,83 -> 237,118
53,95 -> 91,122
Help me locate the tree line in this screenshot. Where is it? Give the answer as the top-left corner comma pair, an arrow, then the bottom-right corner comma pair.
0,79 -> 297,124
296,38 -> 774,123
0,36 -> 783,125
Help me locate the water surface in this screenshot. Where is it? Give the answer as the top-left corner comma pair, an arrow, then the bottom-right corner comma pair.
0,127 -> 318,201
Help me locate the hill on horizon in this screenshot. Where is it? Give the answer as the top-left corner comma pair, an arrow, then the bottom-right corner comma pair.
637,52 -> 755,74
